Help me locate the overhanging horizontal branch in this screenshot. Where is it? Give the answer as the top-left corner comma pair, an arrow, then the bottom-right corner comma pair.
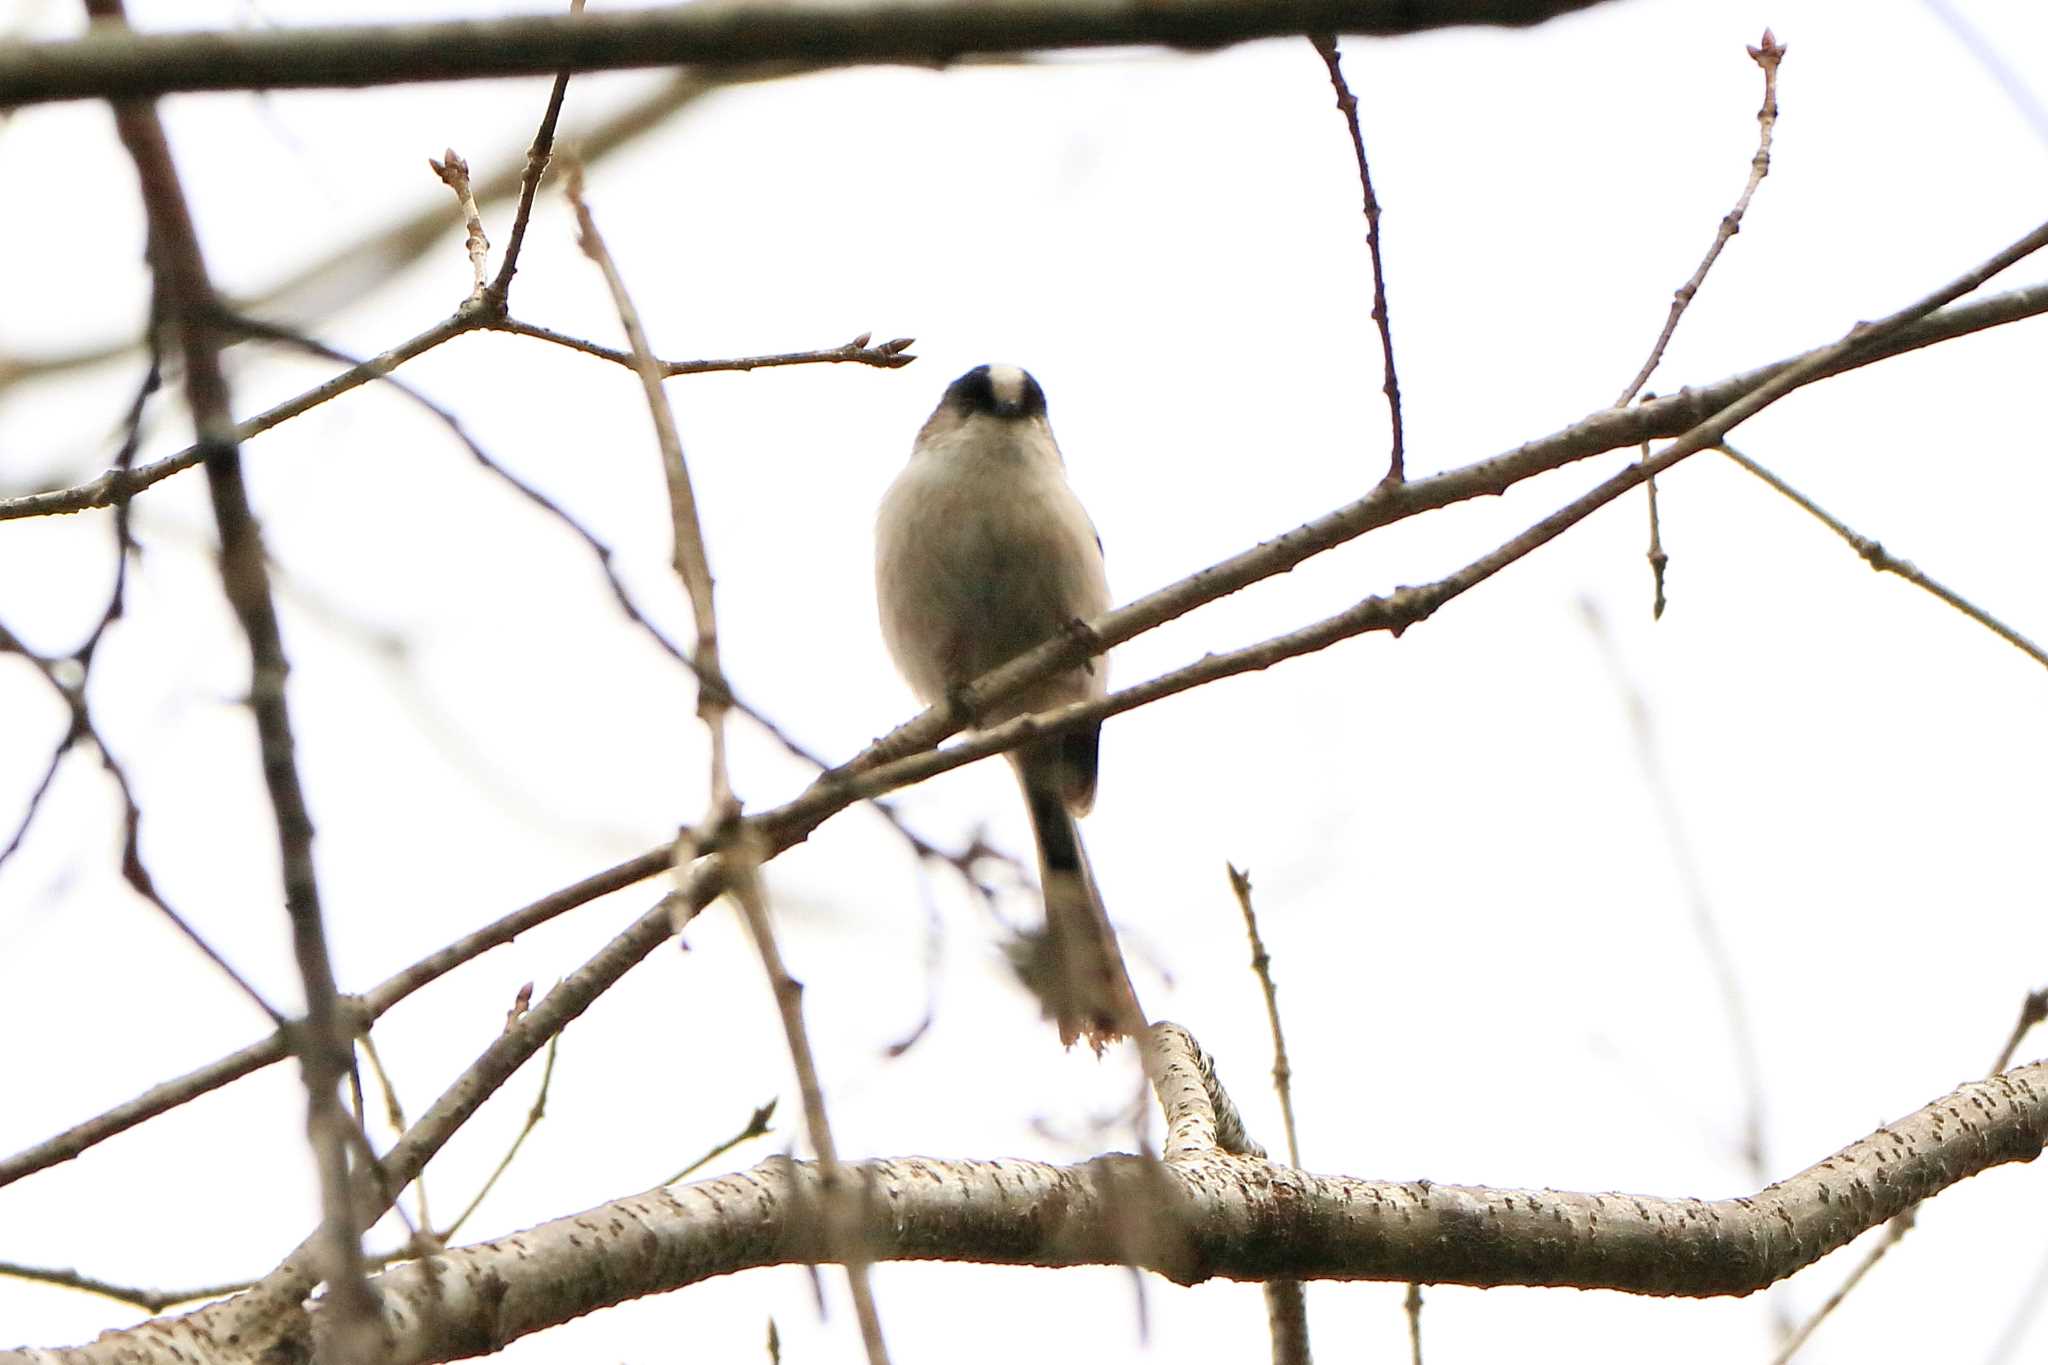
3,0 -> 1625,106
20,1046 -> 2046,1365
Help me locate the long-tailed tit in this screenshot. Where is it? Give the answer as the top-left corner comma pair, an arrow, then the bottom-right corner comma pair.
875,364 -> 1143,1049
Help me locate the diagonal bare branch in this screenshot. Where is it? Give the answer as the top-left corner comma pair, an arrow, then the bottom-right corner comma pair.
80,0 -> 376,1353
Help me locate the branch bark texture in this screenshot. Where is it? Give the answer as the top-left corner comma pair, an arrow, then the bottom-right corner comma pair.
13,1043 -> 2044,1365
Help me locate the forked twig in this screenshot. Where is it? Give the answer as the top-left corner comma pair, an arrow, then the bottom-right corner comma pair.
1620,29 -> 1785,615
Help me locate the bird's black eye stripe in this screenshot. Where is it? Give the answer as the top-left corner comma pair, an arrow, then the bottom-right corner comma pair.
945,365 -> 996,411
1016,371 -> 1047,416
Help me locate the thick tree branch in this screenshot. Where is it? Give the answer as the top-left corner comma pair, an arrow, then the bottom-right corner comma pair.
9,2 -> 1625,107
17,1039 -> 2047,1365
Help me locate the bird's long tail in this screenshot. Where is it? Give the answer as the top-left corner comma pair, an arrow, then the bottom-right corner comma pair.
1019,775 -> 1145,1050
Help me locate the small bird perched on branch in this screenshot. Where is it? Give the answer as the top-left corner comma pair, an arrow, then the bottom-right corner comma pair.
876,363 -> 1144,1050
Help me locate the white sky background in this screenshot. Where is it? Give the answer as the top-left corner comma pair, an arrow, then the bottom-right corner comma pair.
2,0 -> 2047,1360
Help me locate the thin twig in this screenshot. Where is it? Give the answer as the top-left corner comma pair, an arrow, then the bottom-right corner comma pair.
1404,1282 -> 1423,1364
1644,461 -> 1668,618
440,1029 -> 562,1242
427,149 -> 488,300
1614,29 -> 1785,407
561,165 -> 725,767
1718,442 -> 2048,671
81,0 -> 375,1353
486,0 -> 583,303
732,869 -> 895,1365
0,1261 -> 245,1314
492,316 -> 916,373
1226,865 -> 1313,1364
565,163 -> 891,1365
664,1099 -> 778,1185
0,727 -> 68,870
1992,988 -> 2048,1075
355,1033 -> 410,1140
1224,865 -> 1301,1167
1309,34 -> 1403,483
561,153 -> 740,863
75,333 -> 160,662
355,1032 -> 430,1233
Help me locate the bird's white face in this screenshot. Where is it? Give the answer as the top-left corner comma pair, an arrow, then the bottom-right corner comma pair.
983,364 -> 1032,412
